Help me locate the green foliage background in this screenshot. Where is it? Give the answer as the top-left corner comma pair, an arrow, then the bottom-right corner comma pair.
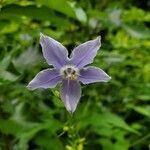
0,0 -> 150,149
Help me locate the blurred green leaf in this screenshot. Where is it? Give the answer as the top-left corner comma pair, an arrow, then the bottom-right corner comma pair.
143,63 -> 150,82
123,23 -> 150,39
0,69 -> 20,85
0,119 -> 28,136
0,4 -> 70,26
100,138 -> 113,150
113,140 -> 129,150
0,55 -> 11,70
68,1 -> 87,23
35,134 -> 64,150
128,105 -> 150,118
103,113 -> 138,134
123,7 -> 150,22
18,120 -> 62,150
0,21 -> 19,34
80,112 -> 139,135
18,123 -> 49,150
74,7 -> 87,23
13,46 -> 41,72
108,9 -> 121,27
36,0 -> 75,18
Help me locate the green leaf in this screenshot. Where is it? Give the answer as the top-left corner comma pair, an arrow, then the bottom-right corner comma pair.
128,105 -> 150,118
74,7 -> 87,23
108,9 -> 121,27
35,134 -> 64,150
143,63 -> 150,82
18,121 -> 62,150
0,69 -> 20,85
113,140 -> 129,150
0,21 -> 19,34
81,112 -> 139,135
36,0 -> 76,18
0,119 -> 28,136
100,138 -> 113,150
123,7 -> 150,22
123,23 -> 150,39
0,4 -> 70,27
18,123 -> 48,150
13,46 -> 41,72
68,1 -> 87,23
137,95 -> 150,101
0,54 -> 11,70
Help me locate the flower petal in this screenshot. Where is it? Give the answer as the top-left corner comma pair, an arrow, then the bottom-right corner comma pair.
70,36 -> 101,68
27,69 -> 61,90
40,33 -> 69,69
60,80 -> 81,113
78,66 -> 111,84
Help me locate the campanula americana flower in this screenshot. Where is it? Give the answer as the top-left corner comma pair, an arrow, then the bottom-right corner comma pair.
27,33 -> 111,113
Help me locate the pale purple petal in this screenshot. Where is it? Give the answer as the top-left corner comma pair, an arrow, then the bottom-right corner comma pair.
70,36 -> 101,68
78,66 -> 111,84
27,69 -> 61,90
40,33 -> 69,69
60,80 -> 81,113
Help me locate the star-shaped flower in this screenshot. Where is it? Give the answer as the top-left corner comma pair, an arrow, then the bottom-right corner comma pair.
27,33 -> 111,113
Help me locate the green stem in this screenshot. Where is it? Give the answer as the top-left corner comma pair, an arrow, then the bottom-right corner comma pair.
67,113 -> 79,149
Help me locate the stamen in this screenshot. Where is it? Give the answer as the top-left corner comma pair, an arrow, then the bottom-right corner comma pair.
60,65 -> 79,80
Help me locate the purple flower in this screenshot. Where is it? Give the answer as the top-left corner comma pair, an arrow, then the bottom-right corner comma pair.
27,33 -> 111,113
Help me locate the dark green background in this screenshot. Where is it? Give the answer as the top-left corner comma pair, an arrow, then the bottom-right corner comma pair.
0,0 -> 150,149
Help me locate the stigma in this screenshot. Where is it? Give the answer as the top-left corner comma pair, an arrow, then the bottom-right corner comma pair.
60,65 -> 79,80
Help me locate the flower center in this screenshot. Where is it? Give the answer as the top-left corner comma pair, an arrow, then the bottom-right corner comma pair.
60,65 -> 79,80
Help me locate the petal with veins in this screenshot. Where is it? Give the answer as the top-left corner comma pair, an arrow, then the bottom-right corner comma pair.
60,80 -> 81,113
70,36 -> 101,68
27,69 -> 61,90
78,66 -> 111,84
40,33 -> 69,69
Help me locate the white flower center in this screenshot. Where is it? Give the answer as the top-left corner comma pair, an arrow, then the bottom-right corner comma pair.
60,65 -> 79,80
